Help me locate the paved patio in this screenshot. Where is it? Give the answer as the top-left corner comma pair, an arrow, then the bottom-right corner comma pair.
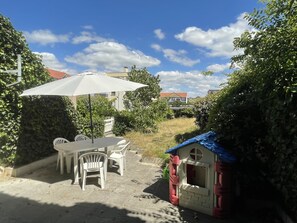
0,151 -> 242,223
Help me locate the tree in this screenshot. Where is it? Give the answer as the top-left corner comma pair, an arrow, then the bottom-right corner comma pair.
117,66 -> 171,133
124,65 -> 162,109
208,0 -> 297,219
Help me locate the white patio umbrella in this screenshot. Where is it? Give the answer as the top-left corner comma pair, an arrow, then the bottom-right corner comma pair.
20,72 -> 147,143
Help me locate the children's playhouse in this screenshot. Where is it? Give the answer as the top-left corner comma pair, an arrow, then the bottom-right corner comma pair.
165,131 -> 236,218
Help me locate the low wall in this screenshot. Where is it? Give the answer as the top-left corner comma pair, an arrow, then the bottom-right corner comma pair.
0,153 -> 57,178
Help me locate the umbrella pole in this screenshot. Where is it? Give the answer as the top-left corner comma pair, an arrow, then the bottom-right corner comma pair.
88,94 -> 94,143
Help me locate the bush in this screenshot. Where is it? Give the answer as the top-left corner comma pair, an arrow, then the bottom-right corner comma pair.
208,67 -> 297,219
113,111 -> 134,136
173,107 -> 195,118
169,100 -> 186,107
15,96 -> 79,166
113,100 -> 173,135
193,93 -> 218,131
76,95 -> 116,138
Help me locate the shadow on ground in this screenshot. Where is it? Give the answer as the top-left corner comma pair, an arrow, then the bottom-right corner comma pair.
0,192 -> 145,223
143,178 -> 233,223
142,178 -> 284,223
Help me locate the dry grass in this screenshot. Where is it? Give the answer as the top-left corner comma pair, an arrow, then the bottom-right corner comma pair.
124,118 -> 198,160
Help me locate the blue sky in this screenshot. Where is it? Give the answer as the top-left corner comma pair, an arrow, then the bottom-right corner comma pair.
1,0 -> 263,97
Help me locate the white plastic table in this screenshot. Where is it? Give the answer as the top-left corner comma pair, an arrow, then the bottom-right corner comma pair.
55,137 -> 123,184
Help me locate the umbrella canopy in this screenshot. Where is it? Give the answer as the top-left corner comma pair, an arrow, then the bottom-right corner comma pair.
21,72 -> 147,96
20,72 -> 147,142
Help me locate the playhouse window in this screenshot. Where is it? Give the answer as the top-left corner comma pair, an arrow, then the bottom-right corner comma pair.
186,164 -> 206,187
189,148 -> 203,161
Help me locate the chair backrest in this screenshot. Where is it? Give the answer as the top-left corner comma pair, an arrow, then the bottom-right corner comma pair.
79,152 -> 107,170
117,142 -> 130,156
53,137 -> 70,151
117,139 -> 127,145
75,134 -> 90,141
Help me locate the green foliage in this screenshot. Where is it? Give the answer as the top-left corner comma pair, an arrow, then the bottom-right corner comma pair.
172,107 -> 195,118
162,164 -> 169,181
201,70 -> 214,76
187,97 -> 201,105
194,93 -> 218,131
169,100 -> 185,107
119,66 -> 169,133
131,99 -> 173,133
150,99 -> 174,121
0,15 -> 78,166
113,111 -> 134,136
16,97 -> 79,166
124,65 -> 162,109
0,15 -> 52,166
113,100 -> 172,135
208,0 -> 297,219
76,95 -> 116,138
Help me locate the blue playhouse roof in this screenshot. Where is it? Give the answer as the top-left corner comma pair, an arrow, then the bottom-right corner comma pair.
165,131 -> 236,163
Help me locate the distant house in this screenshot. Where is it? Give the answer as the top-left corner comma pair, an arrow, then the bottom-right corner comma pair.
160,92 -> 188,103
46,68 -> 77,107
47,68 -> 70,80
207,89 -> 220,95
105,67 -> 129,111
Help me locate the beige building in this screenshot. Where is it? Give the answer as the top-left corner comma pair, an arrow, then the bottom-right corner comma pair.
106,67 -> 129,111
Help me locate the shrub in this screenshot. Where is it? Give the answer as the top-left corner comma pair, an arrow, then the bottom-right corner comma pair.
76,95 -> 116,138
113,100 -> 173,135
193,93 -> 218,131
113,111 -> 134,136
16,96 -> 79,166
207,0 -> 297,217
173,107 -> 195,118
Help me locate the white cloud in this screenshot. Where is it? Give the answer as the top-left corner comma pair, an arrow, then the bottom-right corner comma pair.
23,29 -> 69,45
163,49 -> 200,67
72,31 -> 111,44
154,29 -> 165,40
34,52 -> 77,75
82,25 -> 94,30
65,41 -> 160,71
206,63 -> 231,73
157,70 -> 228,97
175,13 -> 255,57
151,44 -> 162,51
151,44 -> 200,67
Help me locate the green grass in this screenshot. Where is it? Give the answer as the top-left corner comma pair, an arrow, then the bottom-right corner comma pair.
124,117 -> 198,160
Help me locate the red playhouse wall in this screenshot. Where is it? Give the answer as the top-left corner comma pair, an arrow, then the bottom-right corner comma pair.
169,154 -> 180,205
213,161 -> 232,219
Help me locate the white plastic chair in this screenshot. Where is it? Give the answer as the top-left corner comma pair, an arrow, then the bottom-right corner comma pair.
108,141 -> 130,176
117,139 -> 127,145
79,152 -> 107,190
74,134 -> 90,141
53,137 -> 73,175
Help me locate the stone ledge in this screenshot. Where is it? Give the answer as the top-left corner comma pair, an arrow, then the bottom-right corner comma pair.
1,153 -> 57,178
140,156 -> 164,166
